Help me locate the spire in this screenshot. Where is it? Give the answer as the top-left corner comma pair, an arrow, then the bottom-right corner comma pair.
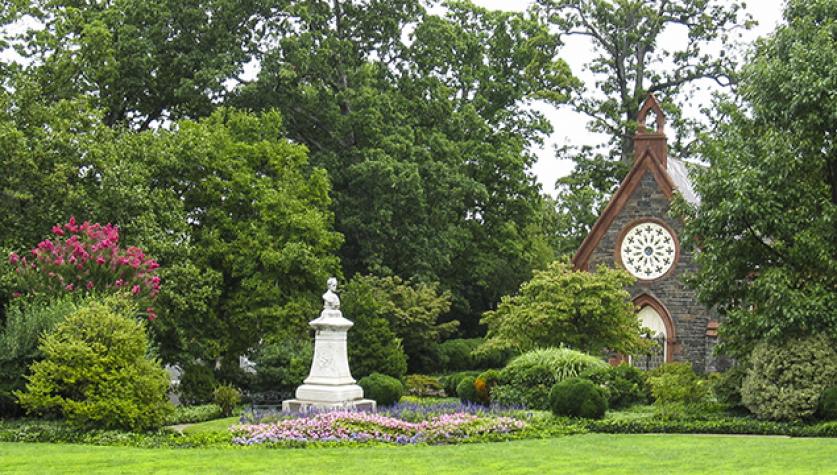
634,94 -> 668,168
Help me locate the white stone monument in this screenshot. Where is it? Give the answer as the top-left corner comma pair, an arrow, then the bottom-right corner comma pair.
282,278 -> 376,412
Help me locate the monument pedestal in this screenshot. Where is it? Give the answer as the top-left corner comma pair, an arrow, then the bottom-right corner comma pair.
282,305 -> 376,413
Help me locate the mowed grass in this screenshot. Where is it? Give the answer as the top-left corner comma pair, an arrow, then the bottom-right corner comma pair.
2,434 -> 837,474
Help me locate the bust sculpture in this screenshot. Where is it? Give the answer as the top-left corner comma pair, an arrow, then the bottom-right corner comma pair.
323,277 -> 340,311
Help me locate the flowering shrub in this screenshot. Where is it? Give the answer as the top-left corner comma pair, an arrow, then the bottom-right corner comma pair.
232,410 -> 525,446
8,217 -> 161,320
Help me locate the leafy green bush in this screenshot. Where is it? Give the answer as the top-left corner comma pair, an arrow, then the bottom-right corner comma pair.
0,297 -> 80,416
475,369 -> 501,405
358,373 -> 403,407
647,362 -> 709,404
652,402 -> 729,422
435,338 -> 480,372
440,371 -> 480,397
742,335 -> 837,421
403,374 -> 444,397
549,377 -> 608,419
456,376 -> 480,404
15,299 -> 173,431
711,366 -> 748,409
249,334 -> 312,394
165,404 -> 223,425
585,418 -> 837,437
213,385 -> 241,417
580,363 -> 650,409
818,387 -> 837,421
178,364 -> 218,406
492,348 -> 607,410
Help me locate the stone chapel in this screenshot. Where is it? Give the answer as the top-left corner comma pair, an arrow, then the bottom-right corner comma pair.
572,95 -> 722,373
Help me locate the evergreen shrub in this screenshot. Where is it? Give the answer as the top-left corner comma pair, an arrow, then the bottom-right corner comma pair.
213,384 -> 241,417
818,387 -> 837,421
249,334 -> 312,394
440,371 -> 479,397
492,348 -> 607,410
647,362 -> 709,404
549,377 -> 608,419
474,369 -> 501,404
404,374 -> 444,397
179,364 -> 217,406
358,373 -> 403,407
581,363 -> 650,409
455,376 -> 479,404
742,335 -> 837,421
711,366 -> 748,409
15,299 -> 172,431
435,338 -> 480,371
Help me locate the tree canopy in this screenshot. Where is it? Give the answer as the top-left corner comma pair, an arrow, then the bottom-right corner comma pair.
675,0 -> 837,358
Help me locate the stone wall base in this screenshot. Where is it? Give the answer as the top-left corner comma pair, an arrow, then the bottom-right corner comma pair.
281,398 -> 377,413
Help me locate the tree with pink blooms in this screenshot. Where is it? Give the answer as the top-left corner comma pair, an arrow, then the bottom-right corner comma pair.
8,217 -> 161,321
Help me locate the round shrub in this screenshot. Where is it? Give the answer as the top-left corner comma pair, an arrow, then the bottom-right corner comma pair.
404,374 -> 444,397
474,369 -> 501,405
711,366 -> 747,409
249,334 -> 313,394
456,376 -> 480,404
818,387 -> 837,421
358,373 -> 403,407
15,299 -> 172,431
742,335 -> 837,421
179,363 -> 217,406
581,363 -> 650,409
440,370 -> 480,397
492,348 -> 607,410
213,384 -> 241,417
549,377 -> 608,419
435,338 -> 479,372
647,362 -> 709,404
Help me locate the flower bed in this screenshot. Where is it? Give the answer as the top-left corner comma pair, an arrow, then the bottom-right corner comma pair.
232,411 -> 526,446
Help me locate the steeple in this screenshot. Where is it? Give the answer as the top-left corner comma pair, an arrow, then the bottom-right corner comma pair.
634,94 -> 668,168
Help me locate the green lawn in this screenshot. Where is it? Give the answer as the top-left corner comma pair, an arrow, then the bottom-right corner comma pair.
2,434 -> 837,474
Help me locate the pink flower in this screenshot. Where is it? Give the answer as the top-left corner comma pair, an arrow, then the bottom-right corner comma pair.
86,281 -> 94,290
96,256 -> 106,265
131,285 -> 140,295
65,283 -> 74,292
52,225 -> 65,236
146,307 -> 157,321
115,279 -> 124,288
12,291 -> 21,298
65,216 -> 79,233
8,253 -> 19,265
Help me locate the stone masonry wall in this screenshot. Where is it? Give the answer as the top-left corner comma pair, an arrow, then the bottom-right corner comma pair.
587,171 -> 717,372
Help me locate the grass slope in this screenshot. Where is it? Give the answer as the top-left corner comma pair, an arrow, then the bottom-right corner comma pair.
2,434 -> 837,474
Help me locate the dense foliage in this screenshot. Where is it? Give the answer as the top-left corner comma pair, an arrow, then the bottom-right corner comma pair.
818,387 -> 837,421
675,0 -> 837,358
456,376 -> 480,405
213,385 -> 241,418
580,363 -> 650,409
248,335 -> 313,395
549,378 -> 608,419
0,297 -> 80,416
492,347 -> 606,410
646,363 -> 709,405
741,335 -> 837,421
358,373 -> 404,407
480,260 -> 646,356
16,299 -> 172,431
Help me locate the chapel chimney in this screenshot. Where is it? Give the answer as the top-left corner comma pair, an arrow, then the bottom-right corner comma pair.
634,94 -> 668,168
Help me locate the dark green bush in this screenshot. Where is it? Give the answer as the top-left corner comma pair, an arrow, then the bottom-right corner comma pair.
15,299 -> 173,431
358,373 -> 403,407
0,297 -> 80,416
249,334 -> 312,394
456,376 -> 480,404
347,315 -> 408,380
492,348 -> 607,410
711,366 -> 748,409
647,362 -> 709,404
440,370 -> 480,397
742,335 -> 837,421
179,364 -> 217,406
580,363 -> 650,409
403,374 -> 444,397
213,385 -> 241,417
436,338 -> 481,372
475,369 -> 501,405
549,377 -> 608,419
585,418 -> 837,437
818,387 -> 837,421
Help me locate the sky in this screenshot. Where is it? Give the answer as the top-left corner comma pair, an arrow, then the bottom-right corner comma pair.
467,0 -> 786,196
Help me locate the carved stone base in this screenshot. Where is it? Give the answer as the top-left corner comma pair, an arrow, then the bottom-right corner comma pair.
281,398 -> 376,413
295,383 -> 363,402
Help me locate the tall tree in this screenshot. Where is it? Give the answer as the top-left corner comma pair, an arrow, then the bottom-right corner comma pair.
235,0 -> 577,333
674,0 -> 837,358
19,0 -> 272,129
535,0 -> 752,254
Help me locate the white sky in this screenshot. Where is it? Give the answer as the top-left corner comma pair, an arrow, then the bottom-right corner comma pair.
469,0 -> 786,196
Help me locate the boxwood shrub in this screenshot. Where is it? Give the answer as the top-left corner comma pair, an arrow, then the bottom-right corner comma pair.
549,378 -> 608,419
580,363 -> 650,409
819,387 -> 837,421
358,373 -> 403,407
456,376 -> 480,404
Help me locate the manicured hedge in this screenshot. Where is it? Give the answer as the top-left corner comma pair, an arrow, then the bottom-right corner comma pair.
584,418 -> 837,437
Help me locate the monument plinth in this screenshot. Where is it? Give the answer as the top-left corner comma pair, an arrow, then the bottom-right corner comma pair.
282,278 -> 376,412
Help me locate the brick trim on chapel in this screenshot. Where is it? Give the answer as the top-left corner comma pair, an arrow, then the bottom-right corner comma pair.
572,95 -> 722,372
